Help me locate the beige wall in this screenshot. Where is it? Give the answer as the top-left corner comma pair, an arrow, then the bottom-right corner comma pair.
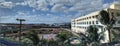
71,3 -> 120,43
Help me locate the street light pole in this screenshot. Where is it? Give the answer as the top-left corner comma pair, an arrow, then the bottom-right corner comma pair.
16,18 -> 25,43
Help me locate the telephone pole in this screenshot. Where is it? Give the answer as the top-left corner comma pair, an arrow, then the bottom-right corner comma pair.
16,18 -> 25,43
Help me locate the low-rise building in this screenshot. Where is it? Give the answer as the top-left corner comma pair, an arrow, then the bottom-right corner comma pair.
71,3 -> 120,43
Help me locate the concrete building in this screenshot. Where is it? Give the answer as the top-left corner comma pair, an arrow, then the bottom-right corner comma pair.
71,3 -> 120,43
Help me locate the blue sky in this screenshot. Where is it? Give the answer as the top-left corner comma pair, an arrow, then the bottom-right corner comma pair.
0,0 -> 118,24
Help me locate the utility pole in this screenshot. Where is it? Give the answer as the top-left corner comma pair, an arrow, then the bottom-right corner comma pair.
16,18 -> 25,43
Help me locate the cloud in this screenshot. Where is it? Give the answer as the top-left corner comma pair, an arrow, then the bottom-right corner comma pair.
0,1 -> 13,8
15,0 -> 110,14
51,4 -> 68,12
36,0 -> 49,11
69,0 -> 111,18
103,3 -> 110,8
0,0 -> 114,23
49,0 -> 80,13
16,0 -> 49,11
16,2 -> 27,6
0,0 -> 5,3
32,9 -> 36,12
0,11 -> 73,24
50,0 -> 108,14
116,0 -> 120,2
69,0 -> 103,12
15,0 -> 79,12
48,0 -> 80,6
49,0 -> 104,13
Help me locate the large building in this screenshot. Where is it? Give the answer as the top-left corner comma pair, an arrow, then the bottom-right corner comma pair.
71,3 -> 120,43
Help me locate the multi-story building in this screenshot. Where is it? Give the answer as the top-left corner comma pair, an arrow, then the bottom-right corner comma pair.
71,3 -> 120,43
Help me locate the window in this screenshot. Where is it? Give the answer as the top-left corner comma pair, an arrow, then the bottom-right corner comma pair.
86,27 -> 88,29
85,18 -> 86,20
96,21 -> 98,24
79,22 -> 81,24
80,22 -> 82,24
85,27 -> 87,29
95,15 -> 98,18
118,21 -> 120,23
84,27 -> 86,29
104,28 -> 106,31
92,21 -> 94,24
83,22 -> 85,24
89,17 -> 91,19
85,22 -> 86,25
89,21 -> 91,24
84,27 -> 85,29
83,18 -> 85,20
111,12 -> 114,16
87,21 -> 89,25
92,16 -> 95,18
87,17 -> 88,19
117,13 -> 120,16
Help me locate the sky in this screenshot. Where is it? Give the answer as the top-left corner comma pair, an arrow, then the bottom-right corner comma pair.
0,0 -> 119,24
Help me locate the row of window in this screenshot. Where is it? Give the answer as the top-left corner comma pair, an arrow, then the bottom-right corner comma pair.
77,26 -> 88,29
77,21 -> 99,25
77,15 -> 98,21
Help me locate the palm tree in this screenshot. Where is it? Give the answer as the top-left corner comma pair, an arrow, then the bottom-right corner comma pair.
56,31 -> 73,46
86,25 -> 103,42
77,25 -> 104,46
86,25 -> 104,46
56,31 -> 72,41
98,10 -> 116,43
25,30 -> 40,45
111,29 -> 120,43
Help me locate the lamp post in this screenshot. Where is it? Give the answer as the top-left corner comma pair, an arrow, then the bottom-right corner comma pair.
16,18 -> 25,43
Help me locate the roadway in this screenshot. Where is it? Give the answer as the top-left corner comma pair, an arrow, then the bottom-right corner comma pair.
0,38 -> 24,46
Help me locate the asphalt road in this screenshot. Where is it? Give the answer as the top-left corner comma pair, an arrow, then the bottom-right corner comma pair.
0,38 -> 24,46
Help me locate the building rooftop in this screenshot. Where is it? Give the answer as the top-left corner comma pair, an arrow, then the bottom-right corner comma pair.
110,2 -> 120,10
75,11 -> 100,20
72,3 -> 120,21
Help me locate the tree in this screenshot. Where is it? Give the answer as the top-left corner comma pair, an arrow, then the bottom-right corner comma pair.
87,25 -> 104,42
25,30 -> 40,45
98,10 -> 116,42
111,29 -> 120,43
79,25 -> 104,46
56,31 -> 72,41
56,31 -> 72,46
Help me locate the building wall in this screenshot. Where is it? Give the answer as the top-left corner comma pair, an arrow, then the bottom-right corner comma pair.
71,12 -> 109,43
71,11 -> 102,33
71,3 -> 120,43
